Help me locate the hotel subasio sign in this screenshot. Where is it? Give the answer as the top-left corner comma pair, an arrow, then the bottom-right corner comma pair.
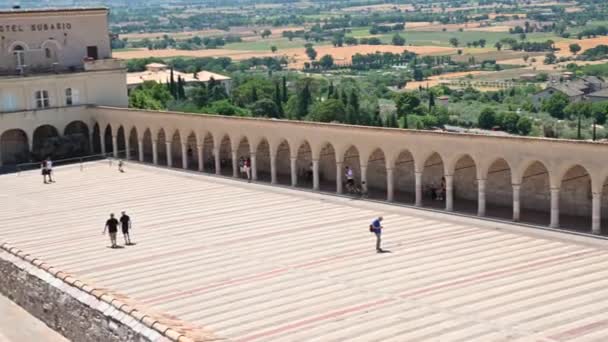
0,22 -> 72,33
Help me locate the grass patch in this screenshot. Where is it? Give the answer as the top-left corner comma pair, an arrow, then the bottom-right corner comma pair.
224,38 -> 327,51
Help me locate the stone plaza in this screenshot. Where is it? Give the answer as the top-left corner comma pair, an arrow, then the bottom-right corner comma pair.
2,161 -> 608,341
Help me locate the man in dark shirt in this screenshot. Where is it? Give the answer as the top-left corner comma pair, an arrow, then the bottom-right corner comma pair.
120,211 -> 132,245
103,213 -> 119,248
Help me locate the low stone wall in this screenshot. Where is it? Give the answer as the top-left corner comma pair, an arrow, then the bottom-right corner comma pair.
0,243 -> 214,342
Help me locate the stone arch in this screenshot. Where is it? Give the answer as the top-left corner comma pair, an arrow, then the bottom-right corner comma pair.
186,131 -> 197,170
295,140 -> 313,188
394,149 -> 416,204
63,120 -> 90,156
318,142 -> 337,192
156,128 -> 167,166
202,132 -> 215,173
366,148 -> 387,199
103,124 -> 113,156
170,130 -> 182,167
452,154 -> 478,214
559,165 -> 592,232
128,127 -> 139,160
421,152 -> 445,208
142,128 -> 153,163
485,158 -> 513,220
343,145 -> 362,194
236,136 -> 251,179
116,126 -> 126,158
219,134 -> 232,176
520,160 -> 551,226
256,138 -> 272,182
32,124 -> 60,160
0,129 -> 29,165
275,139 -> 291,185
91,122 -> 101,154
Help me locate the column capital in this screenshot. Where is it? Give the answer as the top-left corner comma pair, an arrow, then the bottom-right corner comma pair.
592,191 -> 602,198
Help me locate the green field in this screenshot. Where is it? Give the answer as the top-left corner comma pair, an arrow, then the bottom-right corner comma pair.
225,37 -> 329,51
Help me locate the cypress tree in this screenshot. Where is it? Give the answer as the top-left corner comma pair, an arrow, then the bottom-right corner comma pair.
178,76 -> 186,100
274,82 -> 284,117
428,91 -> 435,110
282,76 -> 288,102
169,68 -> 176,98
251,86 -> 258,103
340,88 -> 348,106
327,81 -> 334,99
296,82 -> 311,119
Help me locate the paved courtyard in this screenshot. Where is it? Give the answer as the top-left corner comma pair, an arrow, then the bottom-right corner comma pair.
2,161 -> 608,341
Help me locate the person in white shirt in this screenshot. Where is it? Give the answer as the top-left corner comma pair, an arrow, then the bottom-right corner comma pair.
45,158 -> 54,183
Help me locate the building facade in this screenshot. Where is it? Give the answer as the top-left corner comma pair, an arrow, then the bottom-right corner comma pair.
0,7 -> 128,113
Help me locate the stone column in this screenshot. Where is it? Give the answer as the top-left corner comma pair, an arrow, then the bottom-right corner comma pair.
197,144 -> 203,172
270,155 -> 277,184
312,159 -> 320,191
290,157 -> 297,187
112,136 -> 118,158
231,151 -> 238,177
336,161 -> 343,194
181,143 -> 188,169
214,148 -> 220,175
415,171 -> 423,207
125,138 -> 131,160
100,134 -> 106,155
512,184 -> 521,222
387,168 -> 394,202
166,142 -> 172,167
478,178 -> 486,217
592,192 -> 601,234
138,140 -> 144,162
445,174 -> 454,212
550,187 -> 560,228
360,164 -> 368,193
251,153 -> 258,181
152,140 -> 158,165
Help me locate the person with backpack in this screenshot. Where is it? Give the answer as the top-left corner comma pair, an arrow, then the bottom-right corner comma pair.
369,216 -> 384,253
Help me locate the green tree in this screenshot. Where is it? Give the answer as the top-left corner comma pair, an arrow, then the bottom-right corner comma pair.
494,42 -> 502,51
250,98 -> 281,118
306,46 -> 317,61
542,92 -> 570,119
346,90 -> 360,124
392,33 -> 406,46
500,111 -> 520,133
261,29 -> 272,39
449,38 -> 459,47
478,107 -> 497,129
274,82 -> 284,117
327,81 -> 334,99
516,116 -> 533,136
309,99 -> 346,123
282,76 -> 288,103
428,91 -> 435,110
129,81 -> 172,110
413,68 -> 424,81
569,43 -> 581,55
319,54 -> 334,69
395,92 -> 421,128
271,45 -> 277,53
190,84 -> 209,107
295,82 -> 312,119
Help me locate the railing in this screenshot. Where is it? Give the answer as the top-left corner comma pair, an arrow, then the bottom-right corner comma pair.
13,150 -> 128,175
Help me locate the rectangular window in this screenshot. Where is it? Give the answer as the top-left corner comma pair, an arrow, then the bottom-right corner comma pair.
2,93 -> 17,111
86,46 -> 98,60
35,90 -> 50,109
65,88 -> 80,106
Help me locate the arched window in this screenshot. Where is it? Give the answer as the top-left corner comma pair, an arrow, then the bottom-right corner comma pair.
65,88 -> 79,106
13,45 -> 25,69
35,90 -> 50,109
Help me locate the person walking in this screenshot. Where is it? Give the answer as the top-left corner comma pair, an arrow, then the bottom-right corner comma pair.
118,160 -> 125,173
41,160 -> 49,184
245,157 -> 252,182
370,216 -> 384,253
120,211 -> 133,245
45,158 -> 54,183
103,213 -> 120,248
